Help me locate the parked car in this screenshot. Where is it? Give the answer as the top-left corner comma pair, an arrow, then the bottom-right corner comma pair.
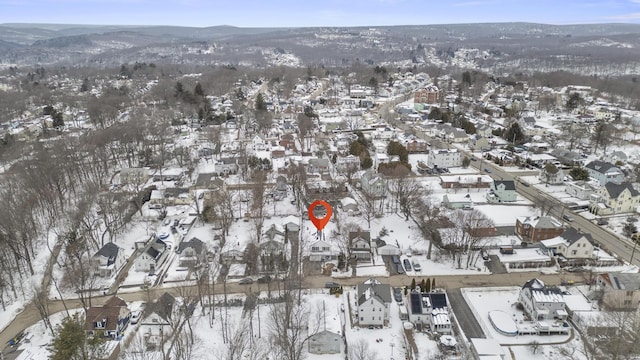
391,255 -> 400,264
412,261 -> 421,272
130,310 -> 141,325
562,214 -> 574,222
257,276 -> 272,284
403,259 -> 412,272
325,281 -> 340,289
484,168 -> 491,173
239,277 -> 253,285
393,287 -> 403,303
396,263 -> 405,274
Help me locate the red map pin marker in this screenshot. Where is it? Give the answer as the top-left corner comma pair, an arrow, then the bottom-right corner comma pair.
308,200 -> 332,232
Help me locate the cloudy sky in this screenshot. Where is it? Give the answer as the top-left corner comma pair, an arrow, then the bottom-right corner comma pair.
1,0 -> 640,27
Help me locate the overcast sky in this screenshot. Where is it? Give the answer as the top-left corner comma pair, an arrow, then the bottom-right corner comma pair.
2,0 -> 640,27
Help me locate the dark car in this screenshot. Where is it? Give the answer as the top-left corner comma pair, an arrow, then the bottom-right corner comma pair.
239,277 -> 253,285
403,259 -> 412,272
484,168 -> 491,173
393,287 -> 403,303
257,276 -> 271,284
325,281 -> 340,289
396,263 -> 405,274
391,255 -> 400,264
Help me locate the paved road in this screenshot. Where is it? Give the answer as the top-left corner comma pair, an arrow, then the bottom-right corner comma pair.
469,154 -> 639,268
0,271 -> 582,349
447,288 -> 485,340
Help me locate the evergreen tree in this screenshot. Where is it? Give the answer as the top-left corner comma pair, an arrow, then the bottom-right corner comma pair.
410,278 -> 416,290
50,313 -> 105,360
425,278 -> 431,292
194,82 -> 204,97
431,278 -> 436,291
420,279 -> 426,291
255,92 -> 267,111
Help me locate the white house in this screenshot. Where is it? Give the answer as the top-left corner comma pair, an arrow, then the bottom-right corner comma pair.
470,338 -> 506,360
308,239 -> 336,262
442,193 -> 473,210
428,148 -> 462,169
215,158 -> 238,175
339,197 -> 359,215
539,167 -> 565,185
356,278 -> 392,327
140,292 -> 175,350
176,237 -> 206,268
585,160 -> 624,186
135,238 -> 169,273
349,231 -> 372,262
565,180 -> 599,200
486,180 -> 517,203
589,182 -> 640,215
360,170 -> 386,198
307,298 -> 343,355
540,228 -> 595,260
518,278 -> 568,322
91,243 -> 127,278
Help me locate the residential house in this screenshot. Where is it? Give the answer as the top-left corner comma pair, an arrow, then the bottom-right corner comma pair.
407,291 -> 452,334
176,237 -> 206,268
470,338 -> 506,360
589,182 -> 640,215
360,170 -> 386,198
404,138 -> 429,153
336,155 -> 361,174
152,168 -> 183,182
251,134 -> 268,151
91,243 -> 127,278
539,167 -> 565,185
565,181 -> 599,200
475,124 -> 493,138
413,85 -> 440,104
585,160 -> 624,185
349,231 -> 372,262
135,238 -> 168,273
597,273 -> 640,310
428,149 -> 462,169
340,197 -> 360,214
259,239 -> 285,257
486,180 -> 517,203
540,228 -> 595,261
140,292 -> 175,350
308,297 -> 342,355
515,216 -> 564,243
518,278 -> 568,322
163,187 -> 192,206
468,135 -> 490,151
215,158 -> 238,175
442,193 -> 473,210
443,128 -> 468,143
308,158 -> 330,175
263,223 -> 285,242
279,133 -> 297,151
551,148 -> 583,167
308,239 -> 335,262
85,296 -> 130,339
282,215 -> 300,233
440,175 -> 492,189
356,278 -> 392,327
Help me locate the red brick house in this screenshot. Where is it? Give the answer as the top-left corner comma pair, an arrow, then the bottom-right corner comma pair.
413,85 -> 440,104
516,216 -> 564,242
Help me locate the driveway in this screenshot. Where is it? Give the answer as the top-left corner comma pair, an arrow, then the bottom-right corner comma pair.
447,288 -> 485,340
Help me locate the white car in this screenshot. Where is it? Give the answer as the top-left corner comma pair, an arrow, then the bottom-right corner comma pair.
130,310 -> 142,325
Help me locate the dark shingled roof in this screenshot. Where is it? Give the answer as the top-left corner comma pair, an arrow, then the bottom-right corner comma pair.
561,227 -> 594,245
604,182 -> 639,199
177,237 -> 204,254
585,160 -> 618,174
494,180 -> 516,191
145,292 -> 175,322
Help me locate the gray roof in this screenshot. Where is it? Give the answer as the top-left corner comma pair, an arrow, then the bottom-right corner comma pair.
519,216 -> 562,229
145,292 -> 175,322
177,237 -> 204,254
494,180 -> 516,191
604,182 -> 639,199
357,281 -> 391,305
561,228 -> 594,245
603,273 -> 640,291
96,242 -> 120,259
585,160 -> 619,174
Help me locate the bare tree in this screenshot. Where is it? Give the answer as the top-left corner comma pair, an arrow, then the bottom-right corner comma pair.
267,292 -> 322,360
348,339 -> 379,360
331,222 -> 361,272
250,171 -> 269,242
387,168 -> 422,220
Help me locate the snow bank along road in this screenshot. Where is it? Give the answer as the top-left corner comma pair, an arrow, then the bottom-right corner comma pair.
0,271 -> 582,347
